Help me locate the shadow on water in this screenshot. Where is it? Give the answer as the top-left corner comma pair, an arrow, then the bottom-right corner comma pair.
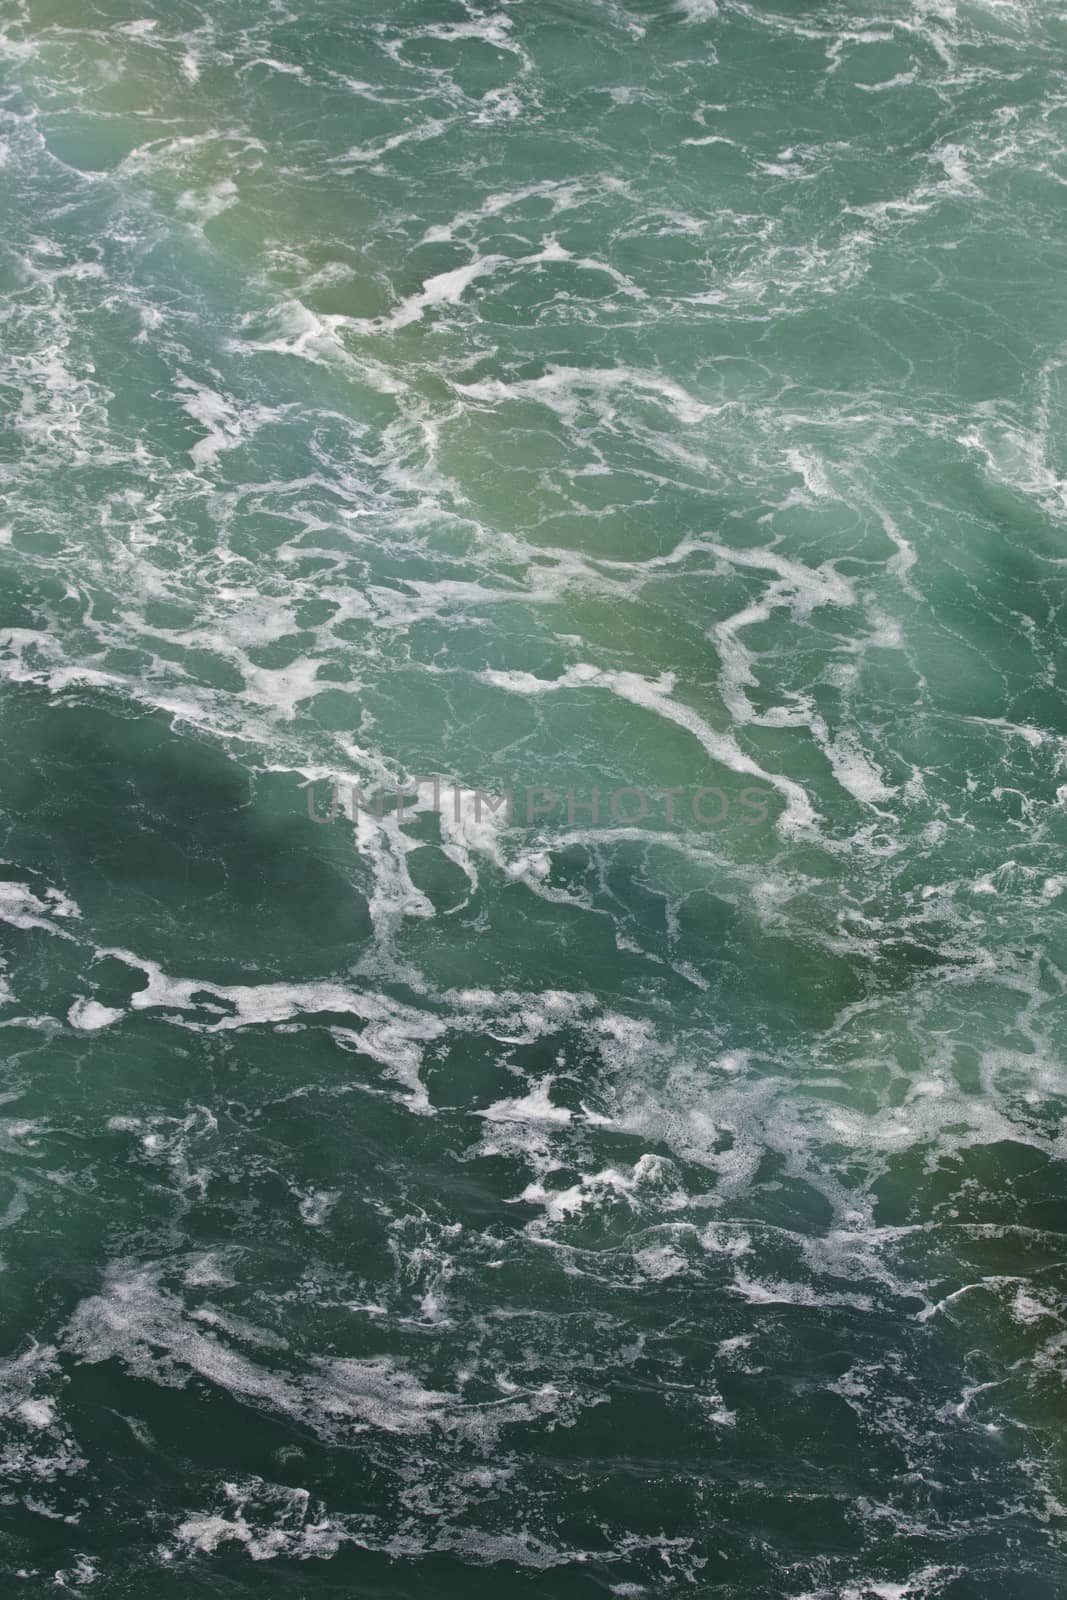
0,682 -> 373,983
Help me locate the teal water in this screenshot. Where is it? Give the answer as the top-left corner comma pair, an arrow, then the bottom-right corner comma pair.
1,0 -> 1067,1593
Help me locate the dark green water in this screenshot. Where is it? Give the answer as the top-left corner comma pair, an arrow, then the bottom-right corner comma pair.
1,0 -> 1066,1594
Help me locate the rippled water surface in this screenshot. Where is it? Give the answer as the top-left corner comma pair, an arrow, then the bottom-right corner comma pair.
1,0 -> 1066,1594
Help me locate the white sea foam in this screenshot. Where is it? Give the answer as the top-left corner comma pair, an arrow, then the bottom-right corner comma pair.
177,380 -> 283,469
386,256 -> 502,330
0,882 -> 80,940
521,1153 -> 680,1224
334,118 -> 448,168
480,661 -> 817,834
171,1481 -> 347,1562
100,947 -> 455,1110
177,177 -> 238,227
453,363 -> 715,426
68,999 -> 124,1031
67,1264 -> 575,1449
383,241 -> 583,331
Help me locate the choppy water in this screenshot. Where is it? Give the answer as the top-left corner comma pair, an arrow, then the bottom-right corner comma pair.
1,0 -> 1066,1594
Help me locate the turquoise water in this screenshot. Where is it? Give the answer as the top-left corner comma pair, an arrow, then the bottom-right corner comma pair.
1,0 -> 1066,1593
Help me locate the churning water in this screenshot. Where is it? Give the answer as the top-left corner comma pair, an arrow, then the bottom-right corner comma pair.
0,1 -> 1066,1595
